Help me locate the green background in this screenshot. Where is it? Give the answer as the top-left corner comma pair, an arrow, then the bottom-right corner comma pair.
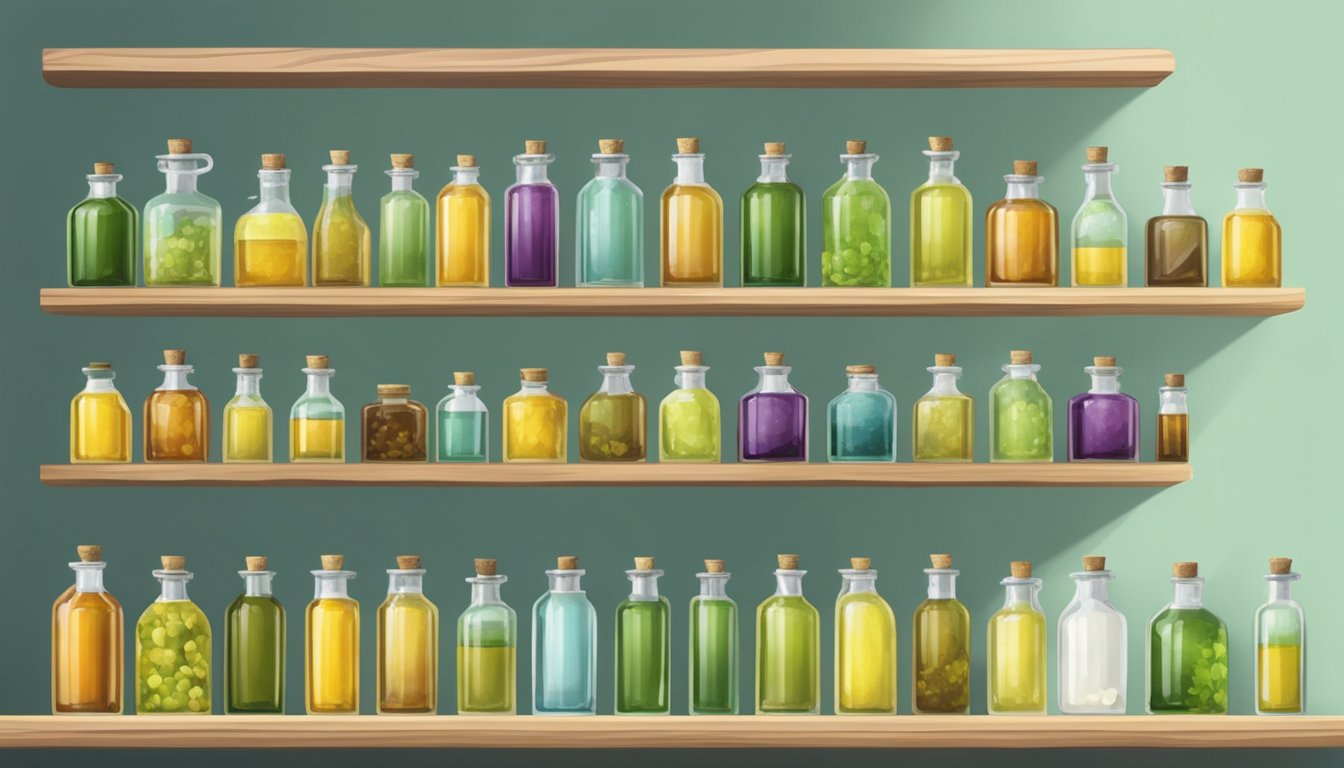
2,0 -> 1339,764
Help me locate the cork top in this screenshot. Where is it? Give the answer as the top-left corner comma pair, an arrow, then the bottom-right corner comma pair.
167,138 -> 192,154
160,555 -> 186,571
238,353 -> 260,369
524,140 -> 547,155
846,140 -> 867,154
245,556 -> 268,571
606,352 -> 627,366
676,137 -> 700,154
1010,350 -> 1033,364
390,153 -> 414,169
1238,168 -> 1264,183
473,558 -> 496,576
162,349 -> 186,365
1173,561 -> 1198,578
634,556 -> 656,571
930,553 -> 953,569
1083,556 -> 1106,572
93,162 -> 115,175
454,371 -> 476,386
846,364 -> 876,375
598,139 -> 624,154
680,350 -> 703,366
704,559 -> 725,573
377,384 -> 411,398
1086,146 -> 1109,163
1269,557 -> 1293,575
1013,160 -> 1039,176
764,352 -> 784,366
1164,166 -> 1189,183
1010,561 -> 1033,579
77,545 -> 102,562
456,154 -> 477,168
520,367 -> 548,382
87,362 -> 112,370
1164,373 -> 1186,387
934,353 -> 956,367
321,554 -> 345,571
306,354 -> 330,369
1093,356 -> 1117,367
261,153 -> 285,170
850,557 -> 872,570
329,149 -> 351,165
556,556 -> 579,570
764,142 -> 786,155
928,136 -> 953,152
777,554 -> 800,570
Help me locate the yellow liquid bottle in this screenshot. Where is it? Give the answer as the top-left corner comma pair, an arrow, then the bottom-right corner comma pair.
1070,147 -> 1127,287
988,561 -> 1047,714
378,555 -> 439,714
437,155 -> 490,286
661,137 -> 723,286
70,362 -> 131,463
313,150 -> 371,286
987,161 -> 1058,287
235,154 -> 307,286
503,368 -> 568,462
1222,168 -> 1281,287
144,349 -> 209,462
307,555 -> 359,714
223,354 -> 272,463
913,554 -> 971,714
457,559 -> 518,714
835,558 -> 896,714
52,545 -> 123,714
910,137 -> 973,286
913,354 -> 973,462
1255,558 -> 1305,714
290,355 -> 345,462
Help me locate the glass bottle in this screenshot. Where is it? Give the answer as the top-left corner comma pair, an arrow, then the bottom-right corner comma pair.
1147,562 -> 1229,714
577,138 -> 643,286
1157,373 -> 1190,462
659,349 -> 721,462
756,554 -> 820,714
616,557 -> 671,715
436,371 -> 488,462
436,154 -> 490,286
836,557 -> 896,715
739,352 -> 808,462
70,361 -> 131,463
1145,165 -> 1208,286
290,354 -> 344,462
506,140 -> 560,287
827,364 -> 896,462
225,556 -> 285,714
741,142 -> 804,286
1067,356 -> 1139,462
1058,556 -> 1126,714
144,349 -> 209,462
52,545 -> 122,714
68,162 -> 136,287
234,153 -> 307,287
1223,167 -> 1282,287
503,368 -> 567,463
379,153 -> 429,287
913,353 -> 973,463
661,137 -> 723,286
579,352 -> 647,462
988,561 -> 1047,715
144,138 -> 221,286
1257,557 -> 1305,715
987,160 -> 1058,286
690,559 -> 738,715
313,149 -> 371,286
457,558 -> 515,714
1071,146 -> 1127,287
378,555 -> 439,714
912,554 -> 971,714
821,140 -> 891,287
362,384 -> 428,462
989,350 -> 1052,462
306,554 -> 358,715
223,353 -> 272,463
910,136 -> 972,286
135,556 -> 211,714
533,555 -> 598,715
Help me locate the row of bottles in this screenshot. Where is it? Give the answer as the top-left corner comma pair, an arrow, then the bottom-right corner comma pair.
54,549 -> 1302,716
67,139 -> 1283,290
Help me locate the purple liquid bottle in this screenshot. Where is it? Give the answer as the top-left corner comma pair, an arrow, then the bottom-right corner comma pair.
739,352 -> 808,462
1067,356 -> 1139,461
505,139 -> 559,287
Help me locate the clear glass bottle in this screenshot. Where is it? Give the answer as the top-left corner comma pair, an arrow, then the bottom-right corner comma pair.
756,554 -> 819,714
458,558 -> 515,714
1146,166 -> 1208,286
910,136 -> 972,286
913,353 -> 973,462
503,368 -> 567,462
235,153 -> 307,287
690,559 -> 738,715
822,140 -> 891,287
616,557 -> 671,715
1256,557 -> 1304,715
1071,146 -> 1127,287
70,361 -> 131,463
835,557 -> 896,715
1147,562 -> 1229,714
378,555 -> 438,714
1223,168 -> 1282,287
436,371 -> 488,462
223,353 -> 272,463
912,554 -> 971,714
1067,356 -> 1139,462
987,160 -> 1058,286
135,556 -> 211,714
989,350 -> 1052,462
436,154 -> 490,286
739,352 -> 808,462
1058,556 -> 1126,714
144,349 -> 209,462
313,149 -> 371,286
827,364 -> 896,462
52,545 -> 122,714
577,138 -> 643,286
661,137 -> 723,286
533,555 -> 598,715
658,349 -> 721,462
307,554 -> 358,715
144,138 -> 221,286
68,162 -> 137,287
290,354 -> 344,462
742,142 -> 804,286
506,140 -> 559,287
988,561 -> 1047,715
361,384 -> 428,462
1157,373 -> 1190,462
379,153 -> 429,287
579,352 -> 647,462
225,556 -> 285,714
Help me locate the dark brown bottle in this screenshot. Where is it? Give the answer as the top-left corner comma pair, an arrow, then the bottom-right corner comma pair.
1145,166 -> 1208,286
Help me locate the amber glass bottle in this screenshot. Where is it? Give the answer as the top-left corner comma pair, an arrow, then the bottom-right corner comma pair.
52,545 -> 123,714
361,384 -> 428,461
987,161 -> 1058,286
144,349 -> 209,462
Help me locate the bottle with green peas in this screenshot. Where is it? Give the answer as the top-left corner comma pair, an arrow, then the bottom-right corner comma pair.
989,349 -> 1054,462
143,138 -> 221,286
821,139 -> 891,287
135,555 -> 211,714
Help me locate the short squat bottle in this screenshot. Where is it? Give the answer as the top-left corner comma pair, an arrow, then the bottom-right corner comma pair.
290,355 -> 344,462
989,350 -> 1052,462
1067,356 -> 1139,462
659,350 -> 721,462
739,352 -> 808,462
144,138 -> 221,286
827,364 -> 896,462
690,559 -> 738,715
144,349 -> 209,462
615,557 -> 671,715
1146,165 -> 1208,286
913,353 -> 973,462
361,384 -> 428,462
912,554 -> 971,714
533,556 -> 598,715
910,136 -> 972,286
756,554 -> 820,714
1147,562 -> 1228,714
225,556 -> 285,714
1071,146 -> 1127,287
987,160 -> 1058,286
307,555 -> 358,715
988,561 -> 1047,715
70,361 -> 131,463
1157,373 -> 1189,462
579,352 -> 647,462
223,353 -> 272,463
577,138 -> 643,286
313,150 -> 371,286
1256,557 -> 1305,715
379,154 -> 430,287
436,154 -> 490,286
234,153 -> 306,287
835,557 -> 896,715
741,142 -> 804,286
436,371 -> 488,462
1223,167 -> 1282,287
505,140 -> 559,287
379,556 -> 438,714
68,162 -> 136,286
458,558 -> 514,714
52,545 -> 122,714
1058,556 -> 1126,714
135,556 -> 211,714
822,139 -> 890,286
503,368 -> 567,462
661,137 -> 723,286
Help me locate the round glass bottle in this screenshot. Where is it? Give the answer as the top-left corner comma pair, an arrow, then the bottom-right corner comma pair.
144,349 -> 209,462
68,162 -> 136,286
223,353 -> 272,463
379,153 -> 430,287
835,557 -> 896,715
577,138 -> 643,286
910,136 -> 972,286
378,555 -> 438,714
821,140 -> 890,287
660,137 -> 723,286
987,561 -> 1046,715
505,140 -> 559,287
52,545 -> 122,714
436,371 -> 488,462
579,352 -> 647,462
913,353 -> 973,462
70,361 -> 131,463
457,558 -> 515,714
1145,165 -> 1208,286
912,554 -> 971,714
690,559 -> 738,715
827,364 -> 896,462
1256,557 -> 1305,715
533,556 -> 598,715
143,138 -> 221,286
1147,562 -> 1228,714
436,154 -> 490,286
234,153 -> 307,286
290,355 -> 344,462
987,160 -> 1058,286
1058,556 -> 1126,714
1070,146 -> 1127,287
312,150 -> 371,286
361,384 -> 428,462
135,556 -> 211,714
741,142 -> 804,286
224,556 -> 285,714
989,350 -> 1052,462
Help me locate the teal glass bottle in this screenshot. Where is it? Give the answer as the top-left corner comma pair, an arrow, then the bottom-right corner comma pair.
756,554 -> 820,714
1147,562 -> 1229,714
436,371 -> 488,462
378,154 -> 429,286
690,559 -> 738,715
821,140 -> 891,287
615,557 -> 670,715
224,556 -> 285,714
577,139 -> 643,286
827,364 -> 896,462
741,142 -> 804,286
990,350 -> 1053,462
533,556 -> 598,715
68,162 -> 137,286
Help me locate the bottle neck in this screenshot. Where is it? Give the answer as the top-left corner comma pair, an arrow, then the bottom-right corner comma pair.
839,571 -> 877,596
1159,387 -> 1189,414
1172,578 -> 1204,608
242,571 -> 274,597
1082,164 -> 1116,199
774,569 -> 805,597
72,562 -> 106,593
1002,579 -> 1041,610
313,572 -> 353,600
846,374 -> 880,393
599,366 -> 635,395
926,570 -> 957,600
675,365 -> 708,390
1267,579 -> 1295,603
1070,573 -> 1112,602
1004,363 -> 1040,381
1005,175 -> 1042,200
515,157 -> 552,184
164,170 -> 197,194
446,385 -> 483,407
673,154 -> 706,184
928,368 -> 963,395
159,155 -> 211,194
386,570 -> 424,595
627,571 -> 663,600
87,176 -> 120,199
305,369 -> 333,396
755,366 -> 793,393
546,569 -> 584,594
1234,184 -> 1268,211
157,365 -> 196,391
697,573 -> 730,599
234,369 -> 262,397
843,154 -> 877,180
757,156 -> 790,183
1087,368 -> 1122,394
594,155 -> 629,179
259,170 -> 291,204
388,169 -> 418,192
156,572 -> 191,602
468,575 -> 506,605
520,380 -> 550,395
324,166 -> 355,196
452,167 -> 481,186
924,151 -> 958,183
83,372 -> 117,393
1161,183 -> 1197,215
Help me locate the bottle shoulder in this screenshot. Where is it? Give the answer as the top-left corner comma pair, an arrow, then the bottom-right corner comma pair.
660,387 -> 719,408
71,195 -> 139,218
758,593 -> 817,614
828,388 -> 896,409
617,595 -> 671,612
663,183 -> 723,204
579,175 -> 643,197
914,597 -> 969,618
912,180 -> 971,201
438,183 -> 490,202
989,197 -> 1057,216
826,177 -> 889,202
228,593 -> 284,612
837,590 -> 894,613
742,180 -> 804,198
145,190 -> 221,212
381,188 -> 430,206
1149,604 -> 1225,629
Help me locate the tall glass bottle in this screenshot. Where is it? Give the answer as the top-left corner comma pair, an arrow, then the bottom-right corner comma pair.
1070,146 -> 1127,287
436,154 -> 490,286
290,354 -> 344,462
506,140 -> 559,287
307,554 -> 358,715
988,561 -> 1046,715
223,354 -> 272,463
661,137 -> 723,286
690,559 -> 738,715
616,557 -> 671,715
659,349 -> 721,462
1223,167 -> 1282,287
362,384 -> 428,462
503,368 -> 567,462
990,350 -> 1052,462
70,361 -> 131,463
987,160 -> 1058,287
912,554 -> 971,714
1058,556 -> 1126,714
827,364 -> 896,462
577,138 -> 643,286
68,162 -> 136,286
821,140 -> 890,287
1146,166 -> 1208,286
144,349 -> 209,462
378,555 -> 439,714
437,371 -> 488,462
144,138 -> 221,286
1257,557 -> 1304,715
378,154 -> 429,287
1157,373 -> 1190,462
457,558 -> 514,714
910,136 -> 972,286
225,556 -> 285,714
52,545 -> 122,714
742,142 -> 804,286
313,150 -> 371,286
913,353 -> 973,462
739,352 -> 808,462
135,556 -> 210,714
756,554 -> 820,714
1067,356 -> 1139,462
836,557 -> 896,715
235,153 -> 307,287
533,556 -> 598,715
579,352 -> 647,462
1147,562 -> 1228,714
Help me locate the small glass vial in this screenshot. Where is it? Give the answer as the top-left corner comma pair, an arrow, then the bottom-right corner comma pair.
659,350 -> 721,462
912,554 -> 971,714
378,555 -> 439,714
739,352 -> 808,462
505,140 -> 560,287
690,559 -> 738,715
306,555 -> 358,715
144,349 -> 209,462
533,555 -> 598,715
503,368 -> 567,463
70,361 -> 131,463
910,136 -> 972,287
1058,556 -> 1126,714
616,557 -> 671,715
144,138 -> 221,286
1067,356 -> 1139,462
1257,557 -> 1305,715
987,160 -> 1058,287
225,556 -> 285,714
756,554 -> 820,714
741,142 -> 804,286
1157,373 -> 1189,462
379,153 -> 430,287
990,350 -> 1052,462
1223,168 -> 1282,287
822,139 -> 891,287
458,558 -> 515,714
135,556 -> 211,714
1071,146 -> 1127,287
313,150 -> 371,286
290,355 -> 344,463
661,137 -> 723,286
235,153 -> 307,287
52,545 -> 122,714
1147,562 -> 1229,714
436,154 -> 490,286
436,371 -> 488,462
1146,165 -> 1208,286
361,384 -> 428,462
577,138 -> 643,287
913,353 -> 973,462
579,352 -> 647,462
835,557 -> 896,715
827,364 -> 896,462
987,561 -> 1046,715
68,162 -> 137,287
223,353 -> 272,463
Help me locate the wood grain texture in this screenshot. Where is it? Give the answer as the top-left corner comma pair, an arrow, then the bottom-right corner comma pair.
41,48 -> 1176,89
38,287 -> 1305,318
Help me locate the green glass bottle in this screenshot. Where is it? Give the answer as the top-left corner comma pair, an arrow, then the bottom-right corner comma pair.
821,140 -> 890,287
615,557 -> 670,714
690,559 -> 738,715
579,352 -> 647,462
1148,562 -> 1229,714
659,350 -> 721,462
912,554 -> 971,714
742,142 -> 804,286
224,556 -> 285,714
989,350 -> 1053,462
68,162 -> 137,287
457,558 -> 514,714
756,554 -> 820,714
379,154 -> 430,286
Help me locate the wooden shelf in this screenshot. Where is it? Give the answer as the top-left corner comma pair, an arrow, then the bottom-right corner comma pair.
38,287 -> 1304,318
0,715 -> 1339,749
41,48 -> 1176,89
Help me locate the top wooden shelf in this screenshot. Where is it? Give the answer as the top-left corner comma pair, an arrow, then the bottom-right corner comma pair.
41,48 -> 1176,89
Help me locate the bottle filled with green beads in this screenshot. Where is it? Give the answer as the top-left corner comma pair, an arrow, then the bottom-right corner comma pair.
659,350 -> 721,462
913,353 -> 973,462
68,162 -> 137,286
579,352 -> 647,462
822,140 -> 890,287
135,556 -> 211,714
1147,562 -> 1229,714
143,139 -> 221,286
990,350 -> 1053,462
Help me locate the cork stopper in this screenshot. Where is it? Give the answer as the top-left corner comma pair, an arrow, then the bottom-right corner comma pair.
329,150 -> 351,165
162,349 -> 186,365
1238,168 -> 1264,183
520,367 -> 548,382
679,350 -> 702,366
557,556 -> 579,570
846,364 -> 876,375
850,557 -> 872,570
306,355 -> 330,369
87,362 -> 111,370
1086,146 -> 1109,163
1010,350 -> 1033,365
1173,562 -> 1198,578
377,384 -> 411,398
390,153 -> 414,169
245,556 -> 268,572
634,556 -> 655,571
1164,166 -> 1189,183
321,554 -> 345,571
524,140 -> 547,155
93,162 -> 115,175
704,559 -> 725,573
1010,561 -> 1033,579
676,137 -> 700,154
238,353 -> 260,369
1164,373 -> 1185,387
1082,556 -> 1106,572
1093,356 -> 1117,367
261,154 -> 285,170
764,142 -> 786,155
167,138 -> 192,155
473,558 -> 496,576
845,140 -> 867,154
598,139 -> 624,154
1013,160 -> 1038,176
764,352 -> 784,366
777,554 -> 800,570
606,352 -> 627,366
934,353 -> 956,367
930,554 -> 953,569
456,154 -> 477,168
928,136 -> 953,152
1269,557 -> 1292,575
160,555 -> 186,571
454,371 -> 476,386
77,545 -> 102,562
